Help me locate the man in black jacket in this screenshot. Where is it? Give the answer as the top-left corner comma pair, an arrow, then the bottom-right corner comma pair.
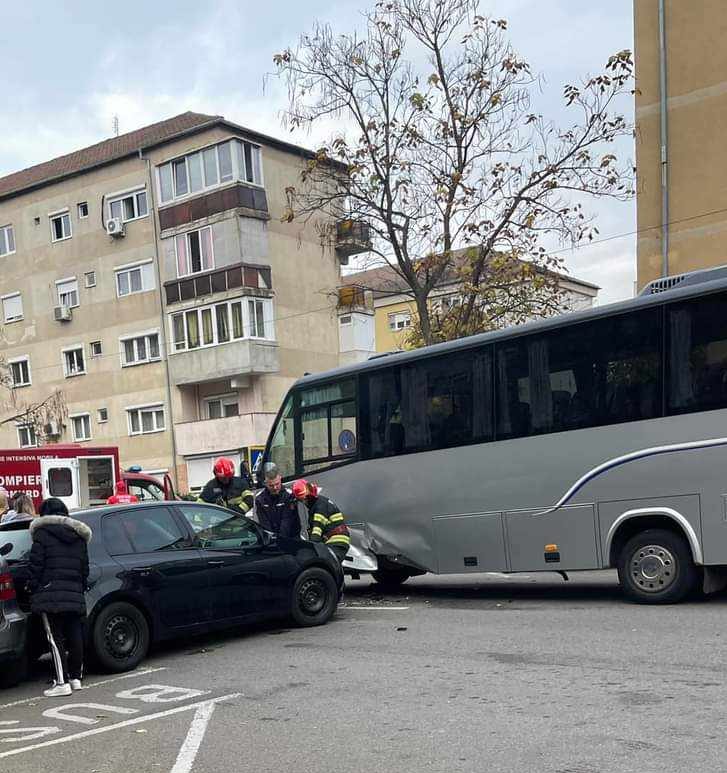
198,457 -> 254,516
254,463 -> 300,538
28,498 -> 92,697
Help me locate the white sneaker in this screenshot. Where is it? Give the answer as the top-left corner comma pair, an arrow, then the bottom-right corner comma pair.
44,683 -> 72,698
70,679 -> 82,690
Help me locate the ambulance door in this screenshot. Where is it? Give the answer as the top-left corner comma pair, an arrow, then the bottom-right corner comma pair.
40,457 -> 81,511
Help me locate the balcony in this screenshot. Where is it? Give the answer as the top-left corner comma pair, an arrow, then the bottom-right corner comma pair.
335,220 -> 371,263
165,262 -> 272,306
159,183 -> 268,231
174,412 -> 277,457
167,339 -> 279,386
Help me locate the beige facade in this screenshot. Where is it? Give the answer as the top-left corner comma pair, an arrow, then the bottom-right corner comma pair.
634,0 -> 727,290
0,113 -> 344,491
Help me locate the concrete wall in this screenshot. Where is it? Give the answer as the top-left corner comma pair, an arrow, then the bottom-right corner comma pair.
635,0 -> 727,288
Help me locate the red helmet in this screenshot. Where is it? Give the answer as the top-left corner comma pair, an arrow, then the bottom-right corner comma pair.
115,480 -> 128,495
213,457 -> 235,478
291,480 -> 309,500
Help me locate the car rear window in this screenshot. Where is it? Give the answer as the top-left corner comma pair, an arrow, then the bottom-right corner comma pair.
0,525 -> 33,563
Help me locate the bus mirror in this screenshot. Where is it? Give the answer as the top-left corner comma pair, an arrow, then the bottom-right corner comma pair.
0,543 -> 12,557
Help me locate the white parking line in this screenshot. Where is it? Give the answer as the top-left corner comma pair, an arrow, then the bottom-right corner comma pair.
344,606 -> 410,610
170,701 -> 217,773
0,693 -> 242,760
0,667 -> 167,711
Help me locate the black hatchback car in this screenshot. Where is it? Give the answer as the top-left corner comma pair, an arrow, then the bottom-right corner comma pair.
1,501 -> 343,673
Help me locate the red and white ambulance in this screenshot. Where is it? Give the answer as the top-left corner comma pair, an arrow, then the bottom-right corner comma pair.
0,444 -> 174,511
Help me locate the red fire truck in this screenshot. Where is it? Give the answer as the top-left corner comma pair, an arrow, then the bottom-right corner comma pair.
0,445 -> 175,511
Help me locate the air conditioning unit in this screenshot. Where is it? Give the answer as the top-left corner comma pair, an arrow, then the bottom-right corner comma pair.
53,305 -> 72,322
106,217 -> 125,237
44,420 -> 61,438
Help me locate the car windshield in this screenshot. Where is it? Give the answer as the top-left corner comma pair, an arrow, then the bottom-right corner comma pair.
0,523 -> 33,563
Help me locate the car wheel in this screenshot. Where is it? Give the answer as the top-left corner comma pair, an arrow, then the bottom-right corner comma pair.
291,567 -> 338,627
0,651 -> 27,689
617,528 -> 700,604
92,601 -> 150,673
372,568 -> 411,589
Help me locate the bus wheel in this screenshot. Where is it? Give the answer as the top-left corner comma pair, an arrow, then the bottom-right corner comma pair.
617,528 -> 700,604
372,568 -> 411,589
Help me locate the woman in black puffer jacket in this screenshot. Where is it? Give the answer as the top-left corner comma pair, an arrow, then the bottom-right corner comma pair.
28,498 -> 92,697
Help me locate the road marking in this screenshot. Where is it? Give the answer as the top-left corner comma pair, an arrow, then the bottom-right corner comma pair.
0,693 -> 242,760
0,667 -> 167,711
170,701 -> 216,773
344,606 -> 410,610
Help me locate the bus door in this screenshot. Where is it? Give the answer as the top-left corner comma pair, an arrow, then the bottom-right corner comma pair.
40,457 -> 81,511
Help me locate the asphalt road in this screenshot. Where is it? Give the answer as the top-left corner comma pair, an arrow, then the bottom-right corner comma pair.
2,570 -> 727,773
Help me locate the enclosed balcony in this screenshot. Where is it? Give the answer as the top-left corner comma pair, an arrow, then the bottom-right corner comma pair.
335,220 -> 371,263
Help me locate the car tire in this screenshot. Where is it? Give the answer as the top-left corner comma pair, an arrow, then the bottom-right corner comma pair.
0,651 -> 27,689
617,528 -> 700,604
291,567 -> 338,627
92,601 -> 150,673
372,568 -> 411,589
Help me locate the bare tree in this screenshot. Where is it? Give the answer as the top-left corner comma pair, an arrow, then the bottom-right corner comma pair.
0,357 -> 67,444
274,0 -> 633,345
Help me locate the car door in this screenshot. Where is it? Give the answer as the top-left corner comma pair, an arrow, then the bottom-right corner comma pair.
174,503 -> 293,621
102,506 -> 209,630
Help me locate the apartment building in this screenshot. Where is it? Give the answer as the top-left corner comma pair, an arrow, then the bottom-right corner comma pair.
634,0 -> 727,289
0,112 -> 352,491
338,263 -> 599,361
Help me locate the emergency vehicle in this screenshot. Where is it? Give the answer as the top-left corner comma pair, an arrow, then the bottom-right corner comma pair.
0,445 -> 174,511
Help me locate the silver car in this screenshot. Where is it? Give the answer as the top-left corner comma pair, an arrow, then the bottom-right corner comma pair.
0,534 -> 28,688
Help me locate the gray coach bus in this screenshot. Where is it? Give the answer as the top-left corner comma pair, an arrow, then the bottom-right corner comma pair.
262,266 -> 727,603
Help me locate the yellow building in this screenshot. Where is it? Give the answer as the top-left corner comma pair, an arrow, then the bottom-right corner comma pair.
338,265 -> 599,359
634,0 -> 727,290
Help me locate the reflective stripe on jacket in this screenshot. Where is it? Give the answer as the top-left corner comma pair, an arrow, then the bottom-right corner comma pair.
198,476 -> 254,515
307,494 -> 350,548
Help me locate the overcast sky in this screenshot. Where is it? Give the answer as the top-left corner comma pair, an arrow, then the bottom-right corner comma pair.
1,0 -> 636,303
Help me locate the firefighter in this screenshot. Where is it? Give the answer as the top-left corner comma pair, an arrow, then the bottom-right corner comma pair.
198,457 -> 254,516
106,480 -> 139,505
291,479 -> 350,563
254,463 -> 300,538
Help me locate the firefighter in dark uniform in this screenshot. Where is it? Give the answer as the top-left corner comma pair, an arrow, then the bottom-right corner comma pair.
254,463 -> 300,538
292,479 -> 350,563
198,457 -> 254,515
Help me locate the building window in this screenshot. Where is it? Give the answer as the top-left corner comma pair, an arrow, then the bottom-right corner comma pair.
205,394 -> 239,420
84,271 -> 96,288
8,357 -> 31,387
90,341 -> 103,357
115,261 -> 155,297
50,212 -> 72,242
120,332 -> 161,366
97,407 -> 108,423
127,404 -> 165,436
108,189 -> 148,223
17,425 -> 37,448
78,202 -> 89,218
388,312 -> 412,331
63,346 -> 86,377
157,139 -> 263,204
56,277 -> 79,308
2,293 -> 23,323
0,224 -> 15,256
175,227 -> 214,277
170,297 -> 273,352
70,414 -> 92,442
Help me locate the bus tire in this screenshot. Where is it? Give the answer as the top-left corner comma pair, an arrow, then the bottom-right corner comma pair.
372,569 -> 411,589
617,528 -> 700,604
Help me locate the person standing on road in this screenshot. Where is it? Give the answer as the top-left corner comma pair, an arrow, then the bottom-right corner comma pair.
106,479 -> 139,505
254,463 -> 300,538
292,480 -> 350,564
198,457 -> 254,516
28,497 -> 91,697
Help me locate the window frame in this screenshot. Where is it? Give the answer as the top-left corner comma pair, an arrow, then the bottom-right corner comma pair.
17,424 -> 37,449
115,260 -> 155,298
107,188 -> 148,224
90,340 -> 103,357
62,345 -> 86,378
2,292 -> 23,324
69,412 -> 92,442
50,211 -> 72,242
204,393 -> 240,420
126,403 -> 166,436
56,276 -> 79,309
97,407 -> 109,423
120,330 -> 161,367
0,224 -> 16,256
77,202 -> 89,219
174,226 -> 215,278
84,271 -> 96,288
388,311 -> 412,331
8,356 -> 31,387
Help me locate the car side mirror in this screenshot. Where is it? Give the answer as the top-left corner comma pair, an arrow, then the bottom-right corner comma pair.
0,543 -> 12,557
260,530 -> 276,547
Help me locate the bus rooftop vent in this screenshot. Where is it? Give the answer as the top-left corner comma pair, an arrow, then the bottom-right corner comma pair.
639,265 -> 727,296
